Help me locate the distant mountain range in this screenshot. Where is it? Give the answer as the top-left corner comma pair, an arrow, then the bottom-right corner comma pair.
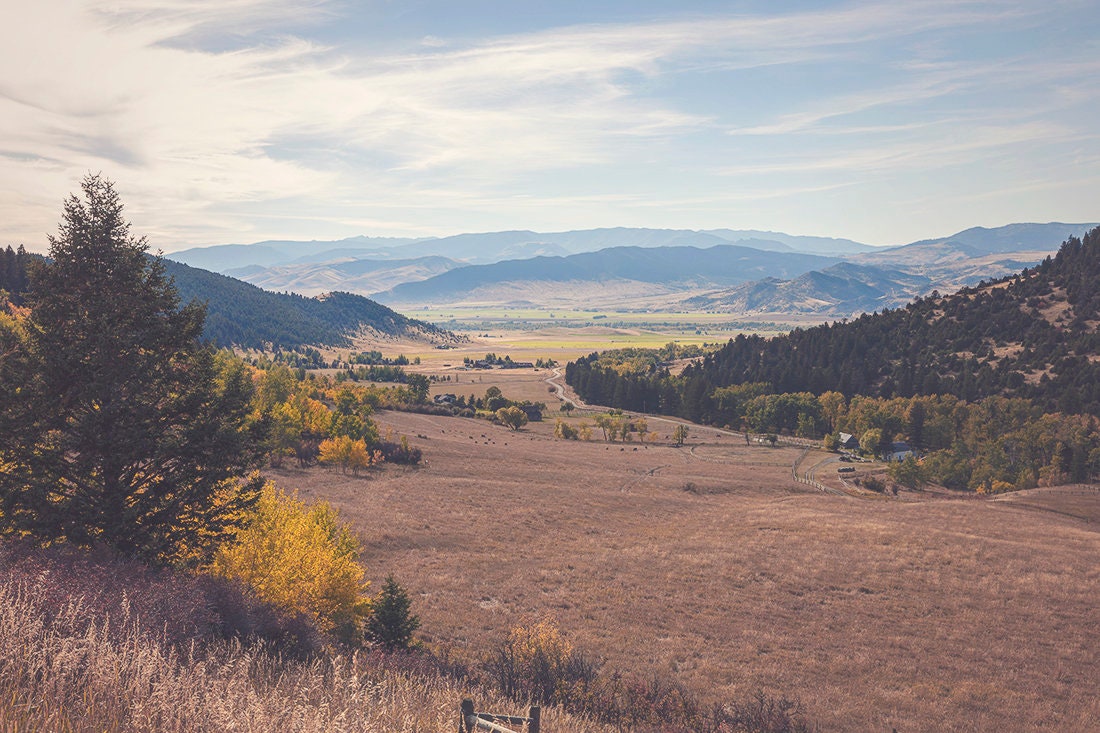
224,255 -> 461,297
166,223 -> 1098,317
376,244 -> 841,306
168,227 -> 874,274
680,263 -> 934,316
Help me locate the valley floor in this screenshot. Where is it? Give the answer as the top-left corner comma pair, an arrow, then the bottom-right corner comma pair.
268,405 -> 1100,732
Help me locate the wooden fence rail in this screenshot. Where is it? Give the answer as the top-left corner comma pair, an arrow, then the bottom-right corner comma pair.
460,699 -> 541,733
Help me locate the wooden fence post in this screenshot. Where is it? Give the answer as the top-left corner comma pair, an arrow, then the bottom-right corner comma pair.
460,698 -> 541,733
461,698 -> 475,733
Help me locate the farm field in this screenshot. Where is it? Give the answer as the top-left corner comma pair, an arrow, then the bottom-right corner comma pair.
406,306 -> 816,332
270,406 -> 1100,732
338,309 -> 815,370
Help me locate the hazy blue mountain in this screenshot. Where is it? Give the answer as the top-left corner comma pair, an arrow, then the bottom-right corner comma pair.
704,229 -> 876,255
858,222 -> 1098,263
225,255 -> 462,297
166,235 -> 425,272
682,262 -> 933,315
165,227 -> 860,273
376,245 -> 841,304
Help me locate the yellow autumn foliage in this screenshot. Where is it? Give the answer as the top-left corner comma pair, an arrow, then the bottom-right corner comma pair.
318,436 -> 380,475
210,485 -> 370,641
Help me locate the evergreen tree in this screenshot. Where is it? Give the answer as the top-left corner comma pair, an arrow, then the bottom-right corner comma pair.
0,175 -> 265,566
367,574 -> 420,649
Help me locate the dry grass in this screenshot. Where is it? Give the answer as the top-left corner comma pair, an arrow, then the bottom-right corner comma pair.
276,410 -> 1100,732
0,545 -> 612,733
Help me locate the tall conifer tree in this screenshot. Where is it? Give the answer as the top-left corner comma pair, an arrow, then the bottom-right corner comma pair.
0,175 -> 264,565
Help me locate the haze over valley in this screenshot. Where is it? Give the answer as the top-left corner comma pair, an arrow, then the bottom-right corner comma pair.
167,222 -> 1096,319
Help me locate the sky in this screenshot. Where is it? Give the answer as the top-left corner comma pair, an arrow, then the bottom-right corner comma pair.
1,0 -> 1098,253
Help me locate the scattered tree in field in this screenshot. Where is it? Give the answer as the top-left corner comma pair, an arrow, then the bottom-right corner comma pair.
554,418 -> 579,440
496,405 -> 529,431
485,385 -> 509,411
560,401 -> 575,414
0,175 -> 264,566
673,424 -> 690,446
318,436 -> 379,476
367,574 -> 420,650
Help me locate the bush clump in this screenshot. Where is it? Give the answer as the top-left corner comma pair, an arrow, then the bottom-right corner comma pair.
209,485 -> 371,644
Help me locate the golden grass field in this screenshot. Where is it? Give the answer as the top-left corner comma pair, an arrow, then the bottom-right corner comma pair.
342,310 -> 813,369
267,364 -> 1100,731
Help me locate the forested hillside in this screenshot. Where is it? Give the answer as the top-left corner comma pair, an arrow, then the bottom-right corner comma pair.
163,260 -> 455,349
570,227 -> 1100,419
567,227 -> 1100,492
1,250 -> 451,350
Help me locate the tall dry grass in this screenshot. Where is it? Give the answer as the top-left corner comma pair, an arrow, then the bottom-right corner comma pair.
0,543 -> 612,733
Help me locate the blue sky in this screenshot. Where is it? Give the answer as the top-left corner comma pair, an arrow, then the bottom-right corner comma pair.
2,0 -> 1098,252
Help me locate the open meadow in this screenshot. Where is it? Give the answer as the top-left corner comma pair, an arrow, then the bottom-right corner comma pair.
268,382 -> 1100,731
339,309 -> 816,371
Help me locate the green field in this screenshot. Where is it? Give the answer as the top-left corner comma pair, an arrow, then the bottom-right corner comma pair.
412,306 -> 807,334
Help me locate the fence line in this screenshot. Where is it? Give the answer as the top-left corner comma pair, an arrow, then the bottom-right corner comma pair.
792,446 -> 839,494
460,699 -> 541,733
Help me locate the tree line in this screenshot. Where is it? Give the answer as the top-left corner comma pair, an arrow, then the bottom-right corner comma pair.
566,227 -> 1100,492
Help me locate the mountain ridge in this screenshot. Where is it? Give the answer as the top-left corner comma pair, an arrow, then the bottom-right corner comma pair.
374,244 -> 842,305
162,260 -> 454,350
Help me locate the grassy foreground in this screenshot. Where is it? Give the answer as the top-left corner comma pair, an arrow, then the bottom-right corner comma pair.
0,542 -> 610,733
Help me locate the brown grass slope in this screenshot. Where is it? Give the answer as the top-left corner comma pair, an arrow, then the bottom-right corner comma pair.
280,410 -> 1100,732
0,543 -> 610,733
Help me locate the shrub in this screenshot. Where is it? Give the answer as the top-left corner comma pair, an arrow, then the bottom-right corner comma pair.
483,618 -> 599,707
859,475 -> 888,493
477,617 -> 814,732
209,485 -> 371,644
554,418 -> 579,440
378,437 -> 423,465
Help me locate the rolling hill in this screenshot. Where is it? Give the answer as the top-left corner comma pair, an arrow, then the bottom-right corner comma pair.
162,260 -> 453,349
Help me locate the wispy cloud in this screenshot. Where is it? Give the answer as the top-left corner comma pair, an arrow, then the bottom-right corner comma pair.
1,0 -> 1098,249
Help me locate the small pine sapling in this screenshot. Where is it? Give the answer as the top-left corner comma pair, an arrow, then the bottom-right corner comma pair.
367,575 -> 420,650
